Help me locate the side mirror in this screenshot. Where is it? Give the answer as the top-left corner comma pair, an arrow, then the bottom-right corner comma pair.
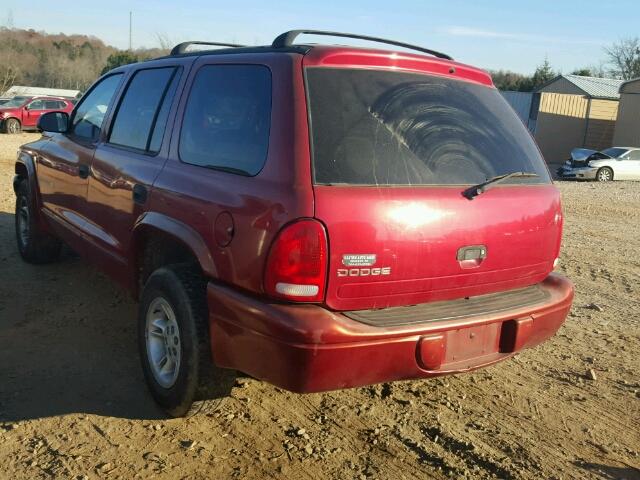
37,111 -> 69,133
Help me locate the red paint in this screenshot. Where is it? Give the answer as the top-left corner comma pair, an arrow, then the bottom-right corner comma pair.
17,41 -> 574,394
314,184 -> 562,310
303,46 -> 494,87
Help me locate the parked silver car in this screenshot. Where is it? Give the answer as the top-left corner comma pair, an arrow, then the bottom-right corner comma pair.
557,147 -> 640,181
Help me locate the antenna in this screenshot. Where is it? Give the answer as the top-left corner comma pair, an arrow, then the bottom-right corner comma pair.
129,11 -> 132,50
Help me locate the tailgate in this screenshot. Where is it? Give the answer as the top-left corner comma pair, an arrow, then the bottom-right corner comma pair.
315,185 -> 561,311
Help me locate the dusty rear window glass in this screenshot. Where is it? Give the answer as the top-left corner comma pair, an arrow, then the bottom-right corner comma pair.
306,68 -> 550,186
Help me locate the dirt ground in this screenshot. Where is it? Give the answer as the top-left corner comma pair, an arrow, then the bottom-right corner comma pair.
0,133 -> 638,480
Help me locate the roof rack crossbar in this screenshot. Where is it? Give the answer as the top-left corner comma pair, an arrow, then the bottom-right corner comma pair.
170,41 -> 246,56
272,30 -> 452,60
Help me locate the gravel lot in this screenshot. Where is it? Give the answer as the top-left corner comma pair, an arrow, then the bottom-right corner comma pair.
0,133 -> 638,479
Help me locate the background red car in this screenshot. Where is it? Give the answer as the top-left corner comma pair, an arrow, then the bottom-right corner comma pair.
0,96 -> 75,134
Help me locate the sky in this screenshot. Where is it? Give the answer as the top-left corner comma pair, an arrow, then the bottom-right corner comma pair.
3,1 -> 639,74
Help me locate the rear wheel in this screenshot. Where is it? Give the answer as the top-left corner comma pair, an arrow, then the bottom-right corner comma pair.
15,180 -> 61,263
4,118 -> 21,134
138,264 -> 234,417
596,167 -> 613,182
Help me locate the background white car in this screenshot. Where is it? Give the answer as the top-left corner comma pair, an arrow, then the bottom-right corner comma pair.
557,147 -> 640,181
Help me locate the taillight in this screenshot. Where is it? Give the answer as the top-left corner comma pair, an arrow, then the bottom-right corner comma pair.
264,219 -> 328,302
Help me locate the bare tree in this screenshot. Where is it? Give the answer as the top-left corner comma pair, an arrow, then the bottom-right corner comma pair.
605,37 -> 640,80
155,32 -> 173,53
0,65 -> 17,95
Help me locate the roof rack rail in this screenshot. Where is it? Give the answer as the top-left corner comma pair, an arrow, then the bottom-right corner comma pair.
272,29 -> 452,60
170,41 -> 246,56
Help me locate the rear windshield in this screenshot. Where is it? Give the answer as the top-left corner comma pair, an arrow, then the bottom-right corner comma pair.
306,68 -> 550,186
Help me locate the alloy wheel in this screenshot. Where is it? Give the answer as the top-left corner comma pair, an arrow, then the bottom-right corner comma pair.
598,169 -> 612,182
145,297 -> 182,388
8,120 -> 19,134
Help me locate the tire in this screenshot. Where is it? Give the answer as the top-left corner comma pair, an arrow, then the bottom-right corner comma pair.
4,118 -> 21,134
15,179 -> 62,263
138,264 -> 234,417
596,167 -> 613,182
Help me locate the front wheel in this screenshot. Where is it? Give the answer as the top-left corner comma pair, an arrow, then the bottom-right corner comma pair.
15,180 -> 61,263
138,264 -> 234,417
596,167 -> 613,182
4,118 -> 21,134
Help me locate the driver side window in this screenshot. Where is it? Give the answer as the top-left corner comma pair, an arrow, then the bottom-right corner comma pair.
71,74 -> 123,142
27,100 -> 45,111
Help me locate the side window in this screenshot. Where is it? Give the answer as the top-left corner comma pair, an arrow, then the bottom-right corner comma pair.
28,100 -> 45,110
628,150 -> 640,160
179,65 -> 272,175
44,100 -> 59,110
71,74 -> 123,142
109,67 -> 180,152
148,71 -> 181,153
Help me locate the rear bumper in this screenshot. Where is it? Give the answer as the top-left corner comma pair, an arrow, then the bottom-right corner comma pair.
207,273 -> 574,393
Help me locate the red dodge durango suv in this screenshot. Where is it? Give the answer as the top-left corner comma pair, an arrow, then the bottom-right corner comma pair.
13,30 -> 574,416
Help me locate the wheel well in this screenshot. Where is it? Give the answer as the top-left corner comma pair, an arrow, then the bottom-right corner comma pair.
5,117 -> 21,125
136,230 -> 202,294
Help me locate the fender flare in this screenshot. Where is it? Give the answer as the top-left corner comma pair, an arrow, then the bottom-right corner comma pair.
132,211 -> 218,279
14,150 -> 44,225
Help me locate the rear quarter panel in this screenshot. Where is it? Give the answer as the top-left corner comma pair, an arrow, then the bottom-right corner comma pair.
150,52 -> 314,294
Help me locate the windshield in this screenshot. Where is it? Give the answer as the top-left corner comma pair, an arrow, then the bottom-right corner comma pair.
306,68 -> 551,186
1,96 -> 29,108
599,147 -> 627,158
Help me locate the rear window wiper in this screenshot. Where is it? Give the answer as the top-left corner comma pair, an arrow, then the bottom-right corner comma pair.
462,171 -> 539,200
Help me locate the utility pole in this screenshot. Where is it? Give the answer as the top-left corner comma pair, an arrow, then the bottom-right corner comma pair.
129,11 -> 132,50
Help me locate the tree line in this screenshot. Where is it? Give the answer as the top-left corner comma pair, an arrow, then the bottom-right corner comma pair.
491,37 -> 640,92
0,27 -> 166,95
1,26 -> 639,96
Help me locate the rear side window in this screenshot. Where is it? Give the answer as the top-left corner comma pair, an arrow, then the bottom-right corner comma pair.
306,68 -> 551,186
179,65 -> 271,176
109,67 -> 180,152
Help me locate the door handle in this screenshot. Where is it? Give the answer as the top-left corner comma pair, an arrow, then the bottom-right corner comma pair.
132,184 -> 148,205
78,164 -> 89,179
